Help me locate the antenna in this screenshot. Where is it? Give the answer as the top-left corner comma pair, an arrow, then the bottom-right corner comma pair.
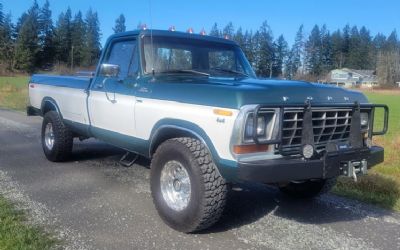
148,0 -> 155,77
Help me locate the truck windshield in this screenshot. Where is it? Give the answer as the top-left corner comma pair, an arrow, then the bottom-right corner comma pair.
142,36 -> 256,78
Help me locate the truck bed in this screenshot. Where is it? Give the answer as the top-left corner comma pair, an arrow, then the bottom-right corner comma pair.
29,74 -> 92,126
30,74 -> 91,89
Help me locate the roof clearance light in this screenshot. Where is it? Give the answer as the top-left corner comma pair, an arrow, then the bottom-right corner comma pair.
168,26 -> 176,32
187,28 -> 194,34
140,24 -> 147,30
200,28 -> 206,35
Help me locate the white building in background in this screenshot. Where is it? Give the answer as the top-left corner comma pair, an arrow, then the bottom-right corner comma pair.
329,68 -> 378,88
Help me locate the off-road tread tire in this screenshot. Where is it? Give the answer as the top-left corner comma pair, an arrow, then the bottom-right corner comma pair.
42,111 -> 73,162
150,137 -> 227,233
280,177 -> 337,198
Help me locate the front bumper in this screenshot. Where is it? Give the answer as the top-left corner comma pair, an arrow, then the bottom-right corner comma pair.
237,146 -> 384,183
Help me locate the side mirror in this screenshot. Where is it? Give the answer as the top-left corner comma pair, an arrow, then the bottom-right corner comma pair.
99,64 -> 120,77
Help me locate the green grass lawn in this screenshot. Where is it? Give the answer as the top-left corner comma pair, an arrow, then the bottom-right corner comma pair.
0,76 -> 400,212
0,196 -> 57,250
333,91 -> 400,211
0,76 -> 29,111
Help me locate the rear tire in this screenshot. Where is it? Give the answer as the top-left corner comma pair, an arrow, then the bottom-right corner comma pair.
150,137 -> 227,233
279,178 -> 337,198
41,111 -> 73,162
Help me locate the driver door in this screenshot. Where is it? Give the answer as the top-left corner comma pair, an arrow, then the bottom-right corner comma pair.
88,37 -> 140,145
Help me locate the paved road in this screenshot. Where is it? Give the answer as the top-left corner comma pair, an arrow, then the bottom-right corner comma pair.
0,109 -> 399,250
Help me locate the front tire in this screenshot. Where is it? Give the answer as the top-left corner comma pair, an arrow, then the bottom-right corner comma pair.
150,137 -> 227,233
279,178 -> 337,198
41,111 -> 73,162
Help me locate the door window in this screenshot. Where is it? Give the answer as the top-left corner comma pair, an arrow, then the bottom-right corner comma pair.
104,39 -> 138,78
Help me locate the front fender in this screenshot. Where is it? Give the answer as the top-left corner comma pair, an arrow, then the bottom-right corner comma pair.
149,119 -> 218,159
149,119 -> 238,181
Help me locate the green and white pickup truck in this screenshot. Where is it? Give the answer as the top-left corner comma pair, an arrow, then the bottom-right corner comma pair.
27,29 -> 389,232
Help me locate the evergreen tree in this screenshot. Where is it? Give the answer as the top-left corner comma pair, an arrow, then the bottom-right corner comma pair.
243,30 -> 256,69
341,24 -> 351,67
256,21 -> 274,77
331,29 -> 343,68
233,27 -> 245,48
284,51 -> 294,79
15,13 -> 28,35
0,2 -> 4,27
359,26 -> 373,69
385,30 -> 398,51
348,26 -> 362,69
71,11 -> 86,67
372,33 -> 386,68
0,2 -> 4,54
13,0 -> 40,72
54,8 -> 72,64
373,33 -> 387,50
83,8 -> 101,66
38,0 -> 55,67
0,12 -> 15,70
290,25 -> 305,77
304,25 -> 322,76
209,23 -> 221,37
272,34 -> 288,77
113,14 -> 126,33
320,25 -> 333,74
222,22 -> 234,38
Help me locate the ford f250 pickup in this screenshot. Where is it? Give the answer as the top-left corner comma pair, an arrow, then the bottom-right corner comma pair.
27,29 -> 389,233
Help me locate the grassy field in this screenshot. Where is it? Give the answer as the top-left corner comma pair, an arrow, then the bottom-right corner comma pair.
333,91 -> 400,211
0,76 -> 400,212
0,76 -> 29,111
0,196 -> 56,249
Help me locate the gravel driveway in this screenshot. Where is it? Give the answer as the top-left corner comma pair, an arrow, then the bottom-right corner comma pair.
0,109 -> 399,250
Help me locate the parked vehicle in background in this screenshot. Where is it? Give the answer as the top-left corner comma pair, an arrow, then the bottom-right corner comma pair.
27,29 -> 389,233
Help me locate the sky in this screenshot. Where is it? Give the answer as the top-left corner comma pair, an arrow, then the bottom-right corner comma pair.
3,0 -> 400,46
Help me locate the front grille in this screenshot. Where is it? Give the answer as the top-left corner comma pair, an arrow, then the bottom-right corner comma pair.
280,108 -> 353,155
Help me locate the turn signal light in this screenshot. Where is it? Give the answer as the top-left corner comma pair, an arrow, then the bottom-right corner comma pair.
213,109 -> 233,116
233,144 -> 270,154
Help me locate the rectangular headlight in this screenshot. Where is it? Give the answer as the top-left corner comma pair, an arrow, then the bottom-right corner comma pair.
243,110 -> 278,143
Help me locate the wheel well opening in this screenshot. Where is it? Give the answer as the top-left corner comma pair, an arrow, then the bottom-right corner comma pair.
150,128 -> 198,156
42,101 -> 57,115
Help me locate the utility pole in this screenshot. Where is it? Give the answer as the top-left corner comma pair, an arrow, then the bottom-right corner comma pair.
71,45 -> 74,73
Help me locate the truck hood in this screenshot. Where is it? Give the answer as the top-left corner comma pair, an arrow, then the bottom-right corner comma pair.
143,76 -> 369,109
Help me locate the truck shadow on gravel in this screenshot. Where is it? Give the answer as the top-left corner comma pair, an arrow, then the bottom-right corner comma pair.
68,141 -> 396,234
204,182 -> 396,233
69,140 -> 125,162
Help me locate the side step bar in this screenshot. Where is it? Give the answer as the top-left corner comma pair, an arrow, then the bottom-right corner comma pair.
119,152 -> 139,167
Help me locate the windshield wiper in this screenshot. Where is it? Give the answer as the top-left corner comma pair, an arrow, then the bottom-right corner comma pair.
158,69 -> 210,76
210,67 -> 249,77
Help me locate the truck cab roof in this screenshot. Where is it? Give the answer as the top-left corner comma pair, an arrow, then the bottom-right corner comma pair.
107,29 -> 238,46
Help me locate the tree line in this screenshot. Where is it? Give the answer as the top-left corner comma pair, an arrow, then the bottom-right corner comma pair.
0,0 -> 101,73
0,1 -> 399,86
210,22 -> 400,86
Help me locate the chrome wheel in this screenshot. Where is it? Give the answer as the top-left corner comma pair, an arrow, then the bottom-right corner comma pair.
160,160 -> 191,211
44,123 -> 55,150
